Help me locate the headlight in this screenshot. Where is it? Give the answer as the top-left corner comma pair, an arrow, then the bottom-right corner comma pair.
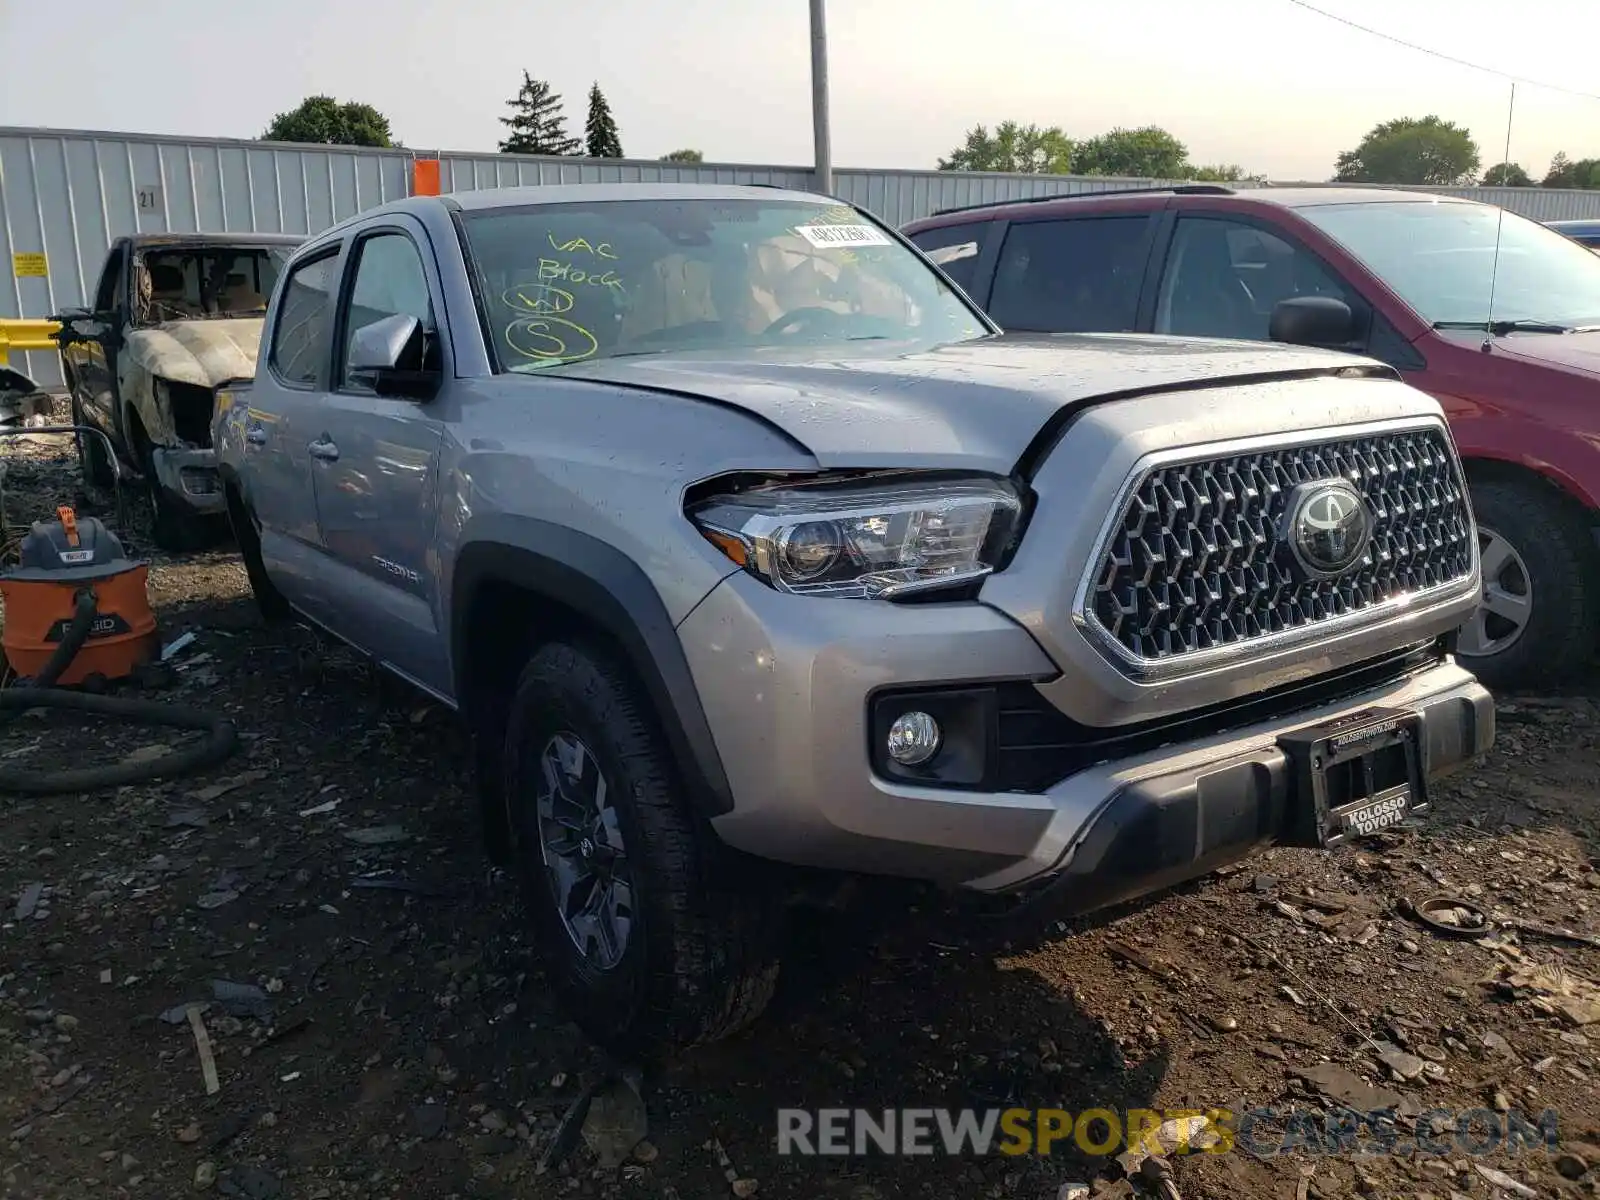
690,474 -> 1023,599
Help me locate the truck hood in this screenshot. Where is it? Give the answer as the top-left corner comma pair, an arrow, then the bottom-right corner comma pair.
1467,328 -> 1600,377
124,318 -> 263,390
557,334 -> 1388,471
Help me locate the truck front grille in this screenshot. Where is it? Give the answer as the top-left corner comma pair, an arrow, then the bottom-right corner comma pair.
1085,426 -> 1473,664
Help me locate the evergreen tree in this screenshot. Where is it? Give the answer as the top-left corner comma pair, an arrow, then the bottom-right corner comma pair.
498,71 -> 580,156
584,83 -> 624,159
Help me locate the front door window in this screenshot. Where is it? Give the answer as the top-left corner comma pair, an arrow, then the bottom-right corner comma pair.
1155,217 -> 1351,342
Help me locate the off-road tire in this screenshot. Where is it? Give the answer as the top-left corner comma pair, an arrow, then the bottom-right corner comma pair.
1465,478 -> 1600,690
70,397 -> 114,488
224,483 -> 291,623
503,640 -> 781,1059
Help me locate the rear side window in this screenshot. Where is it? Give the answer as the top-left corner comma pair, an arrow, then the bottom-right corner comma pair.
270,252 -> 338,387
908,220 -> 993,293
988,216 -> 1152,333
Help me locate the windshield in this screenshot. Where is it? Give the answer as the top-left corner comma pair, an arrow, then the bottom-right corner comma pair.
460,199 -> 989,371
136,247 -> 289,323
1298,201 -> 1600,329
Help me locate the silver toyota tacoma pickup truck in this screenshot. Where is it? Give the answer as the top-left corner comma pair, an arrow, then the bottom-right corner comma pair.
214,183 -> 1494,1056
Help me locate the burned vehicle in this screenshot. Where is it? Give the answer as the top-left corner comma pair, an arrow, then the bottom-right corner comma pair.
54,232 -> 301,548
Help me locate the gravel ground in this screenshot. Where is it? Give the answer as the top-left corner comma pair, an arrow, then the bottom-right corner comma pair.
2,430 -> 1600,1200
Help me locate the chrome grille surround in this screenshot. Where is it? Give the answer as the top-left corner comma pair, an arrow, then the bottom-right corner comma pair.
1071,417 -> 1478,682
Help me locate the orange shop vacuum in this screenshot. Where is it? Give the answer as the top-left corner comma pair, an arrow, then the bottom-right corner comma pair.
1,503 -> 158,686
0,423 -> 236,796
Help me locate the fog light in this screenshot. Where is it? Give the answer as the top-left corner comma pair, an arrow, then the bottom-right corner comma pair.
887,711 -> 941,766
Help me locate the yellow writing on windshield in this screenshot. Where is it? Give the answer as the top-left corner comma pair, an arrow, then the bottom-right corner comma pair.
506,316 -> 598,362
537,258 -> 625,292
501,282 -> 598,363
547,232 -> 620,260
504,282 -> 577,314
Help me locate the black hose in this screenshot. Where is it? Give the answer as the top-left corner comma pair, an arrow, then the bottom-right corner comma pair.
0,589 -> 239,794
0,688 -> 238,794
38,588 -> 98,688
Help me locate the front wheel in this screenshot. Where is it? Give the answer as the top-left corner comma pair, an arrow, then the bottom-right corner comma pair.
1457,478 -> 1599,690
131,423 -> 217,553
70,398 -> 114,488
503,641 -> 781,1059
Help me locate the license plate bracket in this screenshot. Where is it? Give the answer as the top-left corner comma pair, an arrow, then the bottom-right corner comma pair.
1277,706 -> 1428,849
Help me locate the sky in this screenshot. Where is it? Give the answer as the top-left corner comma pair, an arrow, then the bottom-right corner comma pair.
0,0 -> 1595,182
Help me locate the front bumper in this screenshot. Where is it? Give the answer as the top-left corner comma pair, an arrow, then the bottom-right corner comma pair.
150,446 -> 226,515
680,572 -> 1493,902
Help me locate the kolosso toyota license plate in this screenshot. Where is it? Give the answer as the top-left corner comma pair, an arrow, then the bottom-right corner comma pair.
1335,788 -> 1411,838
1276,706 -> 1429,849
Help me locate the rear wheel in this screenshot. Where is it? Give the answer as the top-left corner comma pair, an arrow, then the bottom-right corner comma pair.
1458,478 -> 1599,690
503,640 -> 781,1059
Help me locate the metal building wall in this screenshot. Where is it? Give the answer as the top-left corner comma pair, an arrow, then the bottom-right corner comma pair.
1,128 -> 417,385
7,124 -> 1600,386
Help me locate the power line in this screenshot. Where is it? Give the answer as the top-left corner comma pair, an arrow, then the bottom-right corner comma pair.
1283,0 -> 1600,102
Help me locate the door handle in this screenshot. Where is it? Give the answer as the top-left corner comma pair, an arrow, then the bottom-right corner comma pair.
308,437 -> 340,462
245,427 -> 267,446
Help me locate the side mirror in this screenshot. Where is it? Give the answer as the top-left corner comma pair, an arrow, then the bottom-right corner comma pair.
347,313 -> 440,400
49,307 -> 109,347
1269,296 -> 1357,349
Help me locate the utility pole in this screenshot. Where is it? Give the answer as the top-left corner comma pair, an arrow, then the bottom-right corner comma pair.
809,0 -> 832,195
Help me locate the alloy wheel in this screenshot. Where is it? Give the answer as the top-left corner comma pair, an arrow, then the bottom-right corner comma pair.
532,732 -> 635,971
1457,526 -> 1533,659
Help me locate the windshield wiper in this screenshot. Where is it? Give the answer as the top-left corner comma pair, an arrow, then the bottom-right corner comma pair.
1433,319 -> 1576,335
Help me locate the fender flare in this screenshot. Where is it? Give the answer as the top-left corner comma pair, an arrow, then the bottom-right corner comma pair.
452,517 -> 735,817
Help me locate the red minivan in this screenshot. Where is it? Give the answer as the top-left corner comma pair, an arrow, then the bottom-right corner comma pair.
904,186 -> 1600,690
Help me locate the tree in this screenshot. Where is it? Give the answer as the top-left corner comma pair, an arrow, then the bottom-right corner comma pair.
1481,162 -> 1534,187
1073,127 -> 1189,179
1543,153 -> 1600,189
1332,116 -> 1480,185
1188,163 -> 1245,181
498,71 -> 580,156
584,83 -> 623,158
1188,163 -> 1266,183
937,122 -> 1073,173
660,148 -> 703,163
263,96 -> 393,147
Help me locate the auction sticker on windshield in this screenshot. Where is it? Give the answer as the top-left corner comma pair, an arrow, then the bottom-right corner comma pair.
795,223 -> 893,249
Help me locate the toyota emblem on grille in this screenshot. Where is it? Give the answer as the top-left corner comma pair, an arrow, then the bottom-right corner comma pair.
1285,479 -> 1372,578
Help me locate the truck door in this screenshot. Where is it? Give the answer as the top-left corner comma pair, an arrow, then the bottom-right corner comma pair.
246,245 -> 342,622
66,241 -> 131,445
306,220 -> 448,695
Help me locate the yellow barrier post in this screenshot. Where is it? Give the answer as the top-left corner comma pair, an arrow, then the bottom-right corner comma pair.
0,319 -> 62,371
